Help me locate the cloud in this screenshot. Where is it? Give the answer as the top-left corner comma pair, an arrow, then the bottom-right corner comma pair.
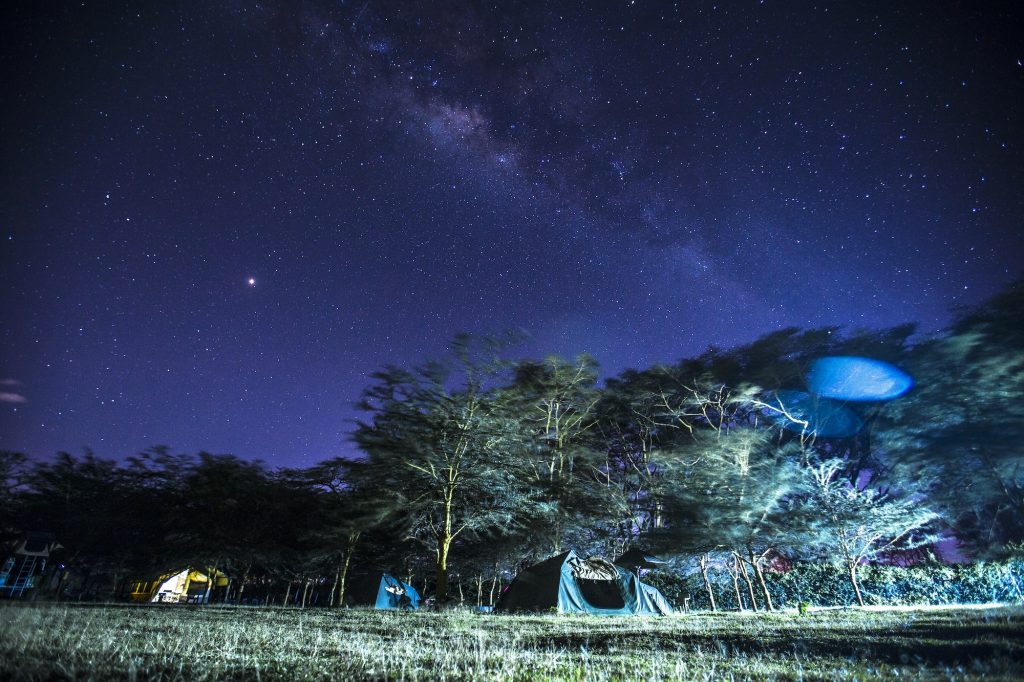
0,392 -> 27,404
0,378 -> 22,386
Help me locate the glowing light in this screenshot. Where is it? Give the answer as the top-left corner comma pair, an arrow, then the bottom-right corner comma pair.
807,356 -> 913,402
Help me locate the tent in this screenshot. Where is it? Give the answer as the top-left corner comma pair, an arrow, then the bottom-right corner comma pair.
641,582 -> 674,615
344,573 -> 420,610
1,532 -> 62,598
495,550 -> 673,615
129,568 -> 228,603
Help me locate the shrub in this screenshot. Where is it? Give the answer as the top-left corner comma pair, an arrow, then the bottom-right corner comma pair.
654,558 -> 1024,610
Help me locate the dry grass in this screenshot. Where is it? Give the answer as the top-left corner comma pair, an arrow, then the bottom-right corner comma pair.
0,603 -> 1021,680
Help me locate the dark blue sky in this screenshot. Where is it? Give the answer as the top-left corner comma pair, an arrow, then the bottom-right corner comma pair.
2,1 -> 1022,466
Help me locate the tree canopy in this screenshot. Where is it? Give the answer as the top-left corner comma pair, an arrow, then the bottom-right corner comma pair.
4,280 -> 1021,608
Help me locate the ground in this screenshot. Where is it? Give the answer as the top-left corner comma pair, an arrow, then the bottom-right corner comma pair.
1,603 -> 1021,680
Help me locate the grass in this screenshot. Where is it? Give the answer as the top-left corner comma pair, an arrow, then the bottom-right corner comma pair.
0,603 -> 1021,681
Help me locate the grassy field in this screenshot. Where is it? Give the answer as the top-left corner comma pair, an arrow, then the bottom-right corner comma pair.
0,603 -> 1021,681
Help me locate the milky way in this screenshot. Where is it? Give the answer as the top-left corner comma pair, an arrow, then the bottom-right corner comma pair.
2,2 -> 1022,464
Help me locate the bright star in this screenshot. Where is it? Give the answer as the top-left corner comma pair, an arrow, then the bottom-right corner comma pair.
248,277 -> 256,287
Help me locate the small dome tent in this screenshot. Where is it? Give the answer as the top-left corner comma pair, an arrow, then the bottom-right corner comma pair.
495,550 -> 673,615
344,573 -> 420,610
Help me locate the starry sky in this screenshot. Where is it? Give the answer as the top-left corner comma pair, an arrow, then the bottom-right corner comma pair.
2,1 -> 1022,466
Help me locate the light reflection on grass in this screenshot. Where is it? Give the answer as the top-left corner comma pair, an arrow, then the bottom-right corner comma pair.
1,603 -> 1021,680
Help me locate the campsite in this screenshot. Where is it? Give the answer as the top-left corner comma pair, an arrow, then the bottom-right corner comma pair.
3,283 -> 1024,678
3,1 -> 1024,676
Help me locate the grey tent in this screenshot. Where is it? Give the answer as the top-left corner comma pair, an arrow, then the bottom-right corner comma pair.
495,550 -> 673,615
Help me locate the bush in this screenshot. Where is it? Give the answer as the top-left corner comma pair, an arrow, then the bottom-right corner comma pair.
652,558 -> 1024,610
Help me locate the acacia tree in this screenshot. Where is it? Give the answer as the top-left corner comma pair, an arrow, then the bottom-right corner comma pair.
877,281 -> 1024,556
298,457 -> 389,606
505,354 -> 602,553
0,451 -> 29,539
662,426 -> 804,612
802,459 -> 938,606
355,336 -> 540,603
596,370 -> 680,552
21,451 -> 143,598
621,362 -> 806,612
173,453 -> 300,603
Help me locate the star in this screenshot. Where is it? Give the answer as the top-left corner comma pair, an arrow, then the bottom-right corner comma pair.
247,278 -> 256,287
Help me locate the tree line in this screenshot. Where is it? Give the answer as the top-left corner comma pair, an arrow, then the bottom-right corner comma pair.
2,281 -> 1021,609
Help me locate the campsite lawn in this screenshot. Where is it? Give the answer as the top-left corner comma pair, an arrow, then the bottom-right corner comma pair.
1,603 -> 1021,681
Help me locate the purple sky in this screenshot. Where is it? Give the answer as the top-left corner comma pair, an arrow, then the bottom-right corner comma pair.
2,2 -> 1022,466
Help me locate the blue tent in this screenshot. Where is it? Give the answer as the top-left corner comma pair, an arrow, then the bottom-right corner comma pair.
640,582 -> 674,615
495,550 -> 673,615
806,356 -> 913,402
345,573 -> 420,610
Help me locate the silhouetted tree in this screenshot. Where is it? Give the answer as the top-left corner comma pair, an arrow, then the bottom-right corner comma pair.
21,451 -> 142,598
355,335 -> 542,603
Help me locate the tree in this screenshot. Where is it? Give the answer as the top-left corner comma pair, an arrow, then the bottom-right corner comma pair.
606,360 -> 808,612
172,453 -> 299,602
877,280 -> 1024,556
802,459 -> 939,606
505,354 -> 602,553
299,457 -> 389,606
0,451 -> 29,535
355,336 -> 541,603
657,426 -> 804,611
21,450 -> 151,598
596,371 -> 675,552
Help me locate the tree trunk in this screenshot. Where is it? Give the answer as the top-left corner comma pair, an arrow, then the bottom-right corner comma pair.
338,544 -> 356,607
436,536 -> 452,605
849,561 -> 865,607
737,552 -> 759,612
301,578 -> 311,609
436,489 -> 456,604
749,548 -> 775,612
699,554 -> 717,612
332,531 -> 359,607
489,570 -> 499,607
457,576 -> 464,605
80,566 -> 93,601
204,561 -> 220,605
55,569 -> 68,602
550,515 -> 564,555
236,563 -> 251,605
729,554 -> 745,611
475,574 -> 484,607
283,581 -> 292,607
329,562 -> 342,607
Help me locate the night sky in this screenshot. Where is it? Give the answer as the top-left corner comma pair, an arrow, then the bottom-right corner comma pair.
2,2 -> 1022,466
